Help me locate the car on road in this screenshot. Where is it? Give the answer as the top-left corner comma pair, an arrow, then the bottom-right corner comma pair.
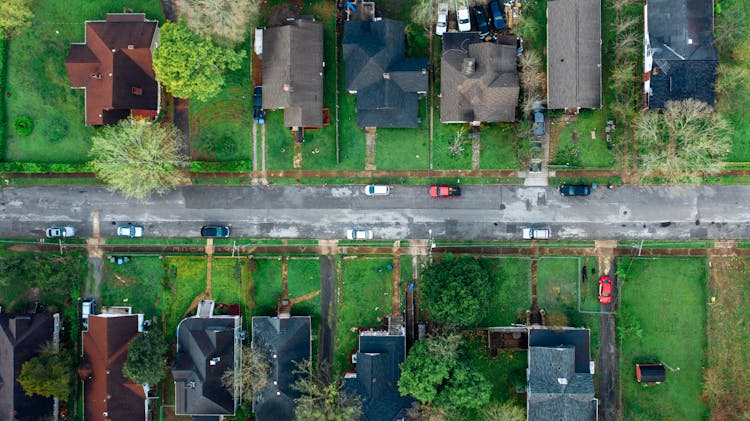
533,101 -> 545,136
117,224 -> 144,238
488,0 -> 506,30
559,184 -> 592,196
599,275 -> 613,304
346,228 -> 373,240
429,185 -> 461,198
436,3 -> 449,36
522,226 -> 550,239
46,226 -> 76,238
472,5 -> 490,36
364,184 -> 390,196
457,5 -> 471,32
82,298 -> 96,329
201,225 -> 231,238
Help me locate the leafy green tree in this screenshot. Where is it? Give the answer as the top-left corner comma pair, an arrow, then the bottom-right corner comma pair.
482,401 -> 526,421
89,118 -> 188,200
292,360 -> 362,421
420,255 -> 490,326
18,342 -> 72,398
434,363 -> 491,410
123,331 -> 169,386
179,0 -> 259,47
0,0 -> 33,38
153,19 -> 245,101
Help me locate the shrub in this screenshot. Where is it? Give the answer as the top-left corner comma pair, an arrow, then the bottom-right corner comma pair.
13,115 -> 33,136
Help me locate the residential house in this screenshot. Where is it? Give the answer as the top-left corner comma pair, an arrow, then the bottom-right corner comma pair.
251,315 -> 312,421
172,300 -> 242,419
66,13 -> 160,125
343,19 -> 428,128
526,327 -> 597,421
643,0 -> 718,108
440,32 -> 519,124
0,313 -> 59,421
262,18 -> 324,129
546,0 -> 602,110
79,312 -> 147,421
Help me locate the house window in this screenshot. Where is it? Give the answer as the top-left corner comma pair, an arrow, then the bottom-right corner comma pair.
132,87 -> 143,96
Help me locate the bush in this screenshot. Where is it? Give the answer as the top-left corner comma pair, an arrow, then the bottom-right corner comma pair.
189,160 -> 254,172
13,115 -> 34,136
44,118 -> 69,143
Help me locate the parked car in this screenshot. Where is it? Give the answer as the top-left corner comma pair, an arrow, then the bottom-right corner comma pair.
82,298 -> 96,329
599,275 -> 613,304
436,3 -> 449,36
472,5 -> 490,36
522,227 -> 550,239
346,228 -> 373,240
488,0 -> 506,30
201,225 -> 231,238
429,185 -> 461,198
364,184 -> 390,196
533,101 -> 545,136
253,86 -> 265,124
45,226 -> 76,238
117,224 -> 144,238
457,5 -> 471,32
559,184 -> 592,196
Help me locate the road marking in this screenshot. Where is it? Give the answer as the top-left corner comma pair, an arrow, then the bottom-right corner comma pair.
91,211 -> 100,238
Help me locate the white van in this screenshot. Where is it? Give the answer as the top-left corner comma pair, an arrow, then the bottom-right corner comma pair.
522,227 -> 551,240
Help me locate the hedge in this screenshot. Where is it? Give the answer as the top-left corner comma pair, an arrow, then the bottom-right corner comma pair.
189,160 -> 254,172
0,162 -> 91,173
0,39 -> 6,160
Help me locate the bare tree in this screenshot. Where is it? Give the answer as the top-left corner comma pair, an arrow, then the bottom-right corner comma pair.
482,401 -> 526,421
179,0 -> 259,47
411,0 -> 437,29
292,360 -> 362,421
449,127 -> 466,155
222,344 -> 271,402
519,50 -> 545,97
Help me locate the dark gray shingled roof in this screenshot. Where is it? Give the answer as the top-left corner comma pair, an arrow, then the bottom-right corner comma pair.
251,316 -> 311,421
262,18 -> 324,128
343,19 -> 428,128
441,33 -> 519,123
172,315 -> 240,417
646,0 -> 717,108
547,0 -> 602,109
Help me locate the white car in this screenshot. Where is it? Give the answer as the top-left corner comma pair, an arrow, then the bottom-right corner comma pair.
364,184 -> 390,196
117,225 -> 144,238
347,229 -> 373,240
436,3 -> 449,36
457,5 -> 471,32
45,226 -> 76,238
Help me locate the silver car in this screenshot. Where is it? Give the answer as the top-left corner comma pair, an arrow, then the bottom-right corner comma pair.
46,226 -> 76,238
346,228 -> 373,240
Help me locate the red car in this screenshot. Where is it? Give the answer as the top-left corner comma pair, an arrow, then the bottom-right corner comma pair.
429,185 -> 461,198
598,275 -> 613,304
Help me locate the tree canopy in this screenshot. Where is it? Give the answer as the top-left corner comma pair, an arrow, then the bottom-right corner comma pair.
222,344 -> 270,401
18,342 -> 72,398
89,118 -> 188,200
123,331 -> 169,386
0,253 -> 81,293
179,0 -> 259,47
293,360 -> 362,421
0,0 -> 33,38
420,255 -> 490,326
152,19 -> 245,101
482,401 -> 526,421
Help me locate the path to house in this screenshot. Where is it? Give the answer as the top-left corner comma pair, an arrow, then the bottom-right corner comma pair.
261,123 -> 268,183
472,131 -> 481,170
85,211 -> 103,297
318,240 -> 338,376
595,240 -> 618,421
391,241 -> 401,316
205,238 -> 214,295
405,240 -> 428,349
365,127 -> 377,170
293,142 -> 303,169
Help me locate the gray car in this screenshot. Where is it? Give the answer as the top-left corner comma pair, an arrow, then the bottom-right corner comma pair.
46,226 -> 76,238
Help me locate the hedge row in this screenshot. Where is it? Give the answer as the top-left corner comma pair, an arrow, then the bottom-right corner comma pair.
0,162 -> 91,173
0,39 -> 6,160
190,160 -> 254,172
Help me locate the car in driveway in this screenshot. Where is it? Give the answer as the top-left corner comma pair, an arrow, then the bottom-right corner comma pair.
599,275 -> 613,304
533,101 -> 545,136
117,224 -> 144,238
253,86 -> 265,124
364,184 -> 390,196
201,225 -> 231,238
346,228 -> 373,240
457,5 -> 471,32
46,226 -> 76,238
472,5 -> 490,36
488,0 -> 506,30
559,184 -> 592,196
436,3 -> 449,36
429,185 -> 461,198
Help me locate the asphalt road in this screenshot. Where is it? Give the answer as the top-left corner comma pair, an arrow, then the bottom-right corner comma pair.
2,184 -> 750,240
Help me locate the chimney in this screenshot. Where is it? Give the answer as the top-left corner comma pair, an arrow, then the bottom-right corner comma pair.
462,58 -> 476,75
382,72 -> 390,79
557,378 -> 568,385
127,44 -> 135,49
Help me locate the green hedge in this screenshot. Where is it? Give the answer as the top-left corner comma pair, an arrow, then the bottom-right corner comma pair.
189,160 -> 254,172
0,39 -> 6,160
0,162 -> 91,173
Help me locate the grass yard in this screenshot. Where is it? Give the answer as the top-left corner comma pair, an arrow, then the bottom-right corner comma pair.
465,336 -> 527,412
479,124 -> 520,169
550,110 -> 616,168
161,257 -> 207,339
249,258 -> 283,317
432,123 -> 473,170
287,258 -> 322,324
479,258 -> 531,326
618,257 -> 708,421
4,1 -> 163,162
375,99 -> 431,170
100,257 -> 165,325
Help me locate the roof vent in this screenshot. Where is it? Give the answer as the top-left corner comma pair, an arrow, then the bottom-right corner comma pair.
383,72 -> 390,79
210,357 -> 220,365
462,58 -> 476,75
687,38 -> 693,45
557,378 -> 568,385
421,68 -> 427,75
91,73 -> 102,79
187,381 -> 196,389
127,44 -> 135,49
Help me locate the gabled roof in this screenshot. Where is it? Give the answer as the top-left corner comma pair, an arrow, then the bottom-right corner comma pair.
251,316 -> 312,421
343,19 -> 428,128
79,314 -> 146,421
0,313 -> 57,421
441,33 -> 519,123
65,13 -> 160,125
546,0 -> 602,109
172,313 -> 241,416
262,18 -> 324,128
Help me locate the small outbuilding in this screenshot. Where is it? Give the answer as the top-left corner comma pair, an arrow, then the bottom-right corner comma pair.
636,363 -> 666,383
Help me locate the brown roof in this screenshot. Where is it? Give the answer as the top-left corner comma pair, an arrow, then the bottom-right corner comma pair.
66,13 -> 160,125
79,314 -> 146,421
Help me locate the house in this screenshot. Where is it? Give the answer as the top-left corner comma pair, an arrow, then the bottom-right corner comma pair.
440,33 -> 519,124
0,313 -> 59,421
251,315 -> 311,421
343,318 -> 414,421
172,300 -> 242,419
66,13 -> 160,125
262,18 -> 324,129
643,0 -> 718,108
527,327 -> 597,421
79,313 -> 147,421
546,0 -> 602,110
343,19 -> 428,128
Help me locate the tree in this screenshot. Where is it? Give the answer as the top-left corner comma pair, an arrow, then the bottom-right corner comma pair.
410,0 -> 436,29
0,0 -> 33,38
179,0 -> 259,47
89,118 -> 188,200
152,19 -> 245,101
420,255 -> 490,326
123,331 -> 169,386
292,360 -> 362,421
222,345 -> 270,402
434,363 -> 491,410
636,99 -> 732,184
482,401 -> 526,421
18,342 -> 72,398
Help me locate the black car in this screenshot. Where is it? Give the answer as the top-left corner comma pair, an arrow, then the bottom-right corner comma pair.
472,5 -> 490,36
201,225 -> 231,238
488,0 -> 506,30
559,184 -> 592,196
253,86 -> 265,124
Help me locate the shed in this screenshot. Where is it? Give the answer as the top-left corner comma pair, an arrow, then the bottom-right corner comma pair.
636,363 -> 666,383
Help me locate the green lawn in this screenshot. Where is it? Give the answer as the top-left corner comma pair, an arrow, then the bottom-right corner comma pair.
375,99 -> 431,170
4,1 -> 163,162
479,124 -> 520,169
287,258 -> 322,324
100,257 -> 166,325
465,336 -> 527,412
432,123 -> 473,170
479,258 -> 531,326
161,257 -> 207,338
550,110 -> 616,168
619,257 -> 708,420
249,258 -> 283,316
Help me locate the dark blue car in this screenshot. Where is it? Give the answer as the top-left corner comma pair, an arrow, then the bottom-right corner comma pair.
489,0 -> 506,30
472,5 -> 490,36
559,185 -> 592,196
